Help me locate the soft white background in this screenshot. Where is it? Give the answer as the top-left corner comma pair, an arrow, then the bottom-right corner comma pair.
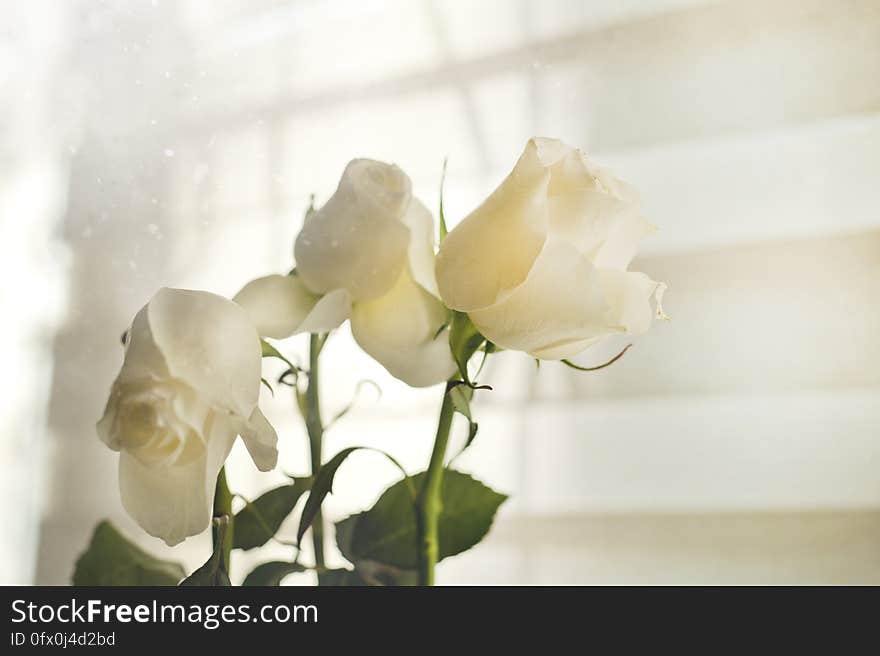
2,0 -> 879,584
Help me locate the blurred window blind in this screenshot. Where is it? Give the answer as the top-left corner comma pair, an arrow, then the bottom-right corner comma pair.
26,0 -> 880,583
163,0 -> 880,514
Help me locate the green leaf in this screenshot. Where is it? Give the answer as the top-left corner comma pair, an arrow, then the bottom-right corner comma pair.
336,470 -> 506,570
242,561 -> 307,586
72,521 -> 185,586
233,478 -> 312,550
448,311 -> 486,384
326,515 -> 416,586
296,447 -> 360,546
464,422 -> 479,451
261,339 -> 299,373
438,158 -> 449,242
318,564 -> 416,587
181,567 -> 230,587
260,377 -> 274,396
296,447 -> 413,547
180,518 -> 231,586
447,385 -> 479,464
449,421 -> 479,467
261,339 -> 286,361
448,384 -> 473,421
318,568 -> 367,586
318,568 -> 357,586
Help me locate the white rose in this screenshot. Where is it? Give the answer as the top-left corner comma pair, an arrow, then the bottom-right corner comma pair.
97,288 -> 278,546
235,159 -> 455,387
436,137 -> 666,359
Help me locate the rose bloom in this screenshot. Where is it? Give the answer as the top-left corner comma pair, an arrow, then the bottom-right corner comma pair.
235,159 -> 455,387
436,137 -> 666,360
97,288 -> 277,545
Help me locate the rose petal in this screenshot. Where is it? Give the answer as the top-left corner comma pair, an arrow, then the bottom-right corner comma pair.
541,146 -> 655,270
118,415 -> 238,546
530,335 -> 604,360
436,140 -> 551,312
233,274 -> 318,339
468,239 -> 616,360
233,275 -> 349,339
112,303 -> 169,384
147,288 -> 262,417
598,269 -> 665,336
238,406 -> 278,472
294,159 -> 412,301
298,287 -> 351,334
401,198 -> 440,297
592,212 -> 656,270
351,267 -> 456,387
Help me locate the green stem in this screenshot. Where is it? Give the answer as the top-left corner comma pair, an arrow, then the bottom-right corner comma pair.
212,467 -> 233,574
415,381 -> 456,586
305,334 -> 325,569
